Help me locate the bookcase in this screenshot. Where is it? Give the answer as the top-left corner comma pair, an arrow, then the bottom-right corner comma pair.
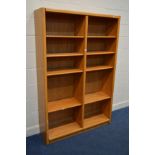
34,8 -> 120,144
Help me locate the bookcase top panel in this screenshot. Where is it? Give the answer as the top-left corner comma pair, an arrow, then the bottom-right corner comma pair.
41,8 -> 120,19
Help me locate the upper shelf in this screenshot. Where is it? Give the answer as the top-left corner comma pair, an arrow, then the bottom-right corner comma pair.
46,35 -> 84,38
47,53 -> 83,57
87,51 -> 115,55
46,35 -> 116,39
86,66 -> 113,72
87,36 -> 116,39
47,69 -> 83,76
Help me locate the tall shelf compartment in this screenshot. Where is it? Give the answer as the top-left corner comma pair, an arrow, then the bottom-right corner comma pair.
34,8 -> 120,144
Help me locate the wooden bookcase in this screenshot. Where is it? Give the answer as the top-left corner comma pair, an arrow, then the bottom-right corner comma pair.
34,8 -> 120,144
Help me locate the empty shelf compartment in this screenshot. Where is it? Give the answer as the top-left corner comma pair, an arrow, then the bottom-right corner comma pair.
85,70 -> 113,102
47,38 -> 84,54
46,12 -> 85,36
88,16 -> 118,37
48,107 -> 82,140
84,100 -> 111,128
48,74 -> 83,103
86,54 -> 114,71
87,38 -> 116,52
47,56 -> 83,75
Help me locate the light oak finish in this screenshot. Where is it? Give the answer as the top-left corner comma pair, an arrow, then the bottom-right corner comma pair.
46,8 -> 120,18
84,114 -> 109,128
47,69 -> 83,76
87,51 -> 115,55
85,91 -> 110,104
48,98 -> 81,113
46,35 -> 84,38
34,8 -> 49,144
48,122 -> 81,141
87,36 -> 116,38
35,8 -> 120,144
47,53 -> 83,57
86,66 -> 113,72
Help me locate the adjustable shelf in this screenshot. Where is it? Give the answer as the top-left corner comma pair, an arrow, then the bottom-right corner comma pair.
46,35 -> 84,38
87,36 -> 116,38
47,53 -> 83,57
87,51 -> 115,55
48,97 -> 81,113
86,66 -> 113,72
47,69 -> 83,76
85,91 -> 111,104
35,8 -> 120,144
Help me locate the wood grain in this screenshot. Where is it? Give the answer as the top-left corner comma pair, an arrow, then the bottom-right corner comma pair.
48,98 -> 81,113
35,8 -> 120,144
34,8 -> 49,144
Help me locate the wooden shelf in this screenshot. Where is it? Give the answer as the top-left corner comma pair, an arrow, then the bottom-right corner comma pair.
87,51 -> 115,55
84,114 -> 109,129
86,66 -> 113,72
48,122 -> 81,141
85,91 -> 111,104
47,53 -> 83,57
47,69 -> 83,76
87,36 -> 116,39
46,35 -> 84,38
48,98 -> 81,113
35,8 -> 120,144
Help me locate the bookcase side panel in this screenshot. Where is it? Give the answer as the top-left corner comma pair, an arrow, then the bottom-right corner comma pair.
110,18 -> 121,120
34,8 -> 49,144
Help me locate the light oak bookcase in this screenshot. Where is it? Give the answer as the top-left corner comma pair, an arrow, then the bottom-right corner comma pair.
34,8 -> 120,144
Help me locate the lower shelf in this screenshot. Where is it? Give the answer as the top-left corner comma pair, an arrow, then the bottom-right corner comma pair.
48,98 -> 81,112
85,91 -> 111,104
48,122 -> 81,141
84,114 -> 110,129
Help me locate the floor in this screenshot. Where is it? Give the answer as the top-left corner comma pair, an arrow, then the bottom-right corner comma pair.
26,107 -> 129,155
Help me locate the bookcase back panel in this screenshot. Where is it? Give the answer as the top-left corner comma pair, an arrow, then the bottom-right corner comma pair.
84,102 -> 102,118
87,55 -> 114,67
88,17 -> 118,36
86,70 -> 113,95
46,12 -> 85,36
86,71 -> 104,94
84,99 -> 111,118
47,38 -> 84,53
48,107 -> 77,128
87,38 -> 116,52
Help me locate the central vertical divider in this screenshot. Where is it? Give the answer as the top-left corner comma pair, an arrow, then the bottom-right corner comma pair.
82,15 -> 88,127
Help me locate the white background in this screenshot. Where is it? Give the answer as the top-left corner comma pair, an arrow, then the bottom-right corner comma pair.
0,0 -> 155,155
26,0 -> 129,137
